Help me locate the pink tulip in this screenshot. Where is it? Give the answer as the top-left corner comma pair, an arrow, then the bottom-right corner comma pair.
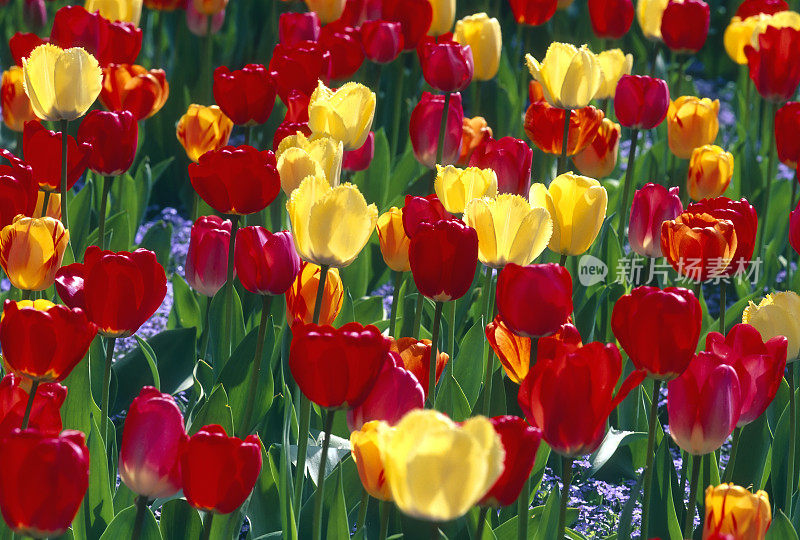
614,75 -> 670,130
628,182 -> 683,258
186,2 -> 225,36
185,215 -> 232,297
233,228 -> 301,296
409,92 -> 463,169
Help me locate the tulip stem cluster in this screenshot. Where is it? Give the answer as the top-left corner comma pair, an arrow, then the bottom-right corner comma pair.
100,337 -> 117,444
639,378 -> 661,540
312,410 -> 335,540
98,176 -> 113,251
19,379 -> 39,430
616,128 -> 640,242
684,454 -> 702,537
428,301 -> 444,408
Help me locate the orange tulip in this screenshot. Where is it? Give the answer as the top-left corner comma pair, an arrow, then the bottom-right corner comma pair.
524,100 -> 604,156
572,118 -> 621,178
376,207 -> 411,273
390,337 -> 449,399
1,67 -> 36,133
285,262 -> 344,326
458,116 -> 493,166
661,213 -> 738,282
702,484 -> 771,540
485,315 -> 530,384
100,64 -> 170,121
176,104 -> 233,163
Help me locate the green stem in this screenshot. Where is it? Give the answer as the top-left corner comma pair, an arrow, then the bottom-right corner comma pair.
557,457 -> 573,539
617,128 -> 641,242
378,500 -> 391,540
200,512 -> 214,540
435,93 -> 452,169
639,379 -> 661,540
788,366 -> 796,510
152,11 -> 164,69
222,215 -> 240,365
427,301 -> 444,408
756,101 -> 778,258
684,454 -> 702,538
40,190 -> 51,218
557,109 -> 571,177
389,271 -> 402,337
559,253 -> 568,267
355,489 -> 369,533
20,288 -> 32,301
722,427 -> 741,483
60,119 -> 73,260
480,266 -> 493,324
131,496 -> 148,540
389,54 -> 408,160
98,176 -> 113,250
447,300 -> 455,363
239,295 -> 273,436
100,336 -> 117,444
719,282 -> 727,334
476,506 -> 489,540
517,476 -> 530,540
679,450 -> 688,502
19,379 -> 39,430
312,410 -> 335,540
199,296 -> 212,361
312,265 -> 330,325
412,292 -> 424,340
203,17 -> 213,103
672,54 -> 685,98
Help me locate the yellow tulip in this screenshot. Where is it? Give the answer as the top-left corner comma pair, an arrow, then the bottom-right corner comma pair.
702,484 -> 771,540
22,44 -> 102,122
308,81 -> 376,151
377,207 -> 411,273
743,291 -> 800,361
176,104 -> 233,163
529,172 -> 607,256
595,49 -> 633,100
434,165 -> 498,214
287,175 -> 378,268
455,13 -> 502,81
526,43 -> 603,109
378,409 -> 504,522
724,15 -> 765,65
351,421 -> 393,501
637,0 -> 669,41
85,0 -> 143,25
1,67 -> 36,133
463,194 -> 553,268
0,215 -> 69,291
667,96 -> 720,159
276,133 -> 343,195
304,0 -> 346,24
428,0 -> 456,36
687,145 -> 734,201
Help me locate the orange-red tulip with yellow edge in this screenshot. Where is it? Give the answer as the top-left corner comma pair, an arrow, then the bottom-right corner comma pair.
285,262 -> 344,326
0,215 -> 69,291
377,207 -> 411,272
524,101 -> 604,156
702,484 -> 771,540
176,104 -> 233,163
687,144 -> 734,200
572,118 -> 621,178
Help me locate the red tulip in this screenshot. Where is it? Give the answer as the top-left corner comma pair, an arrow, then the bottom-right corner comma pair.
119,387 -> 188,499
469,136 -> 533,196
519,339 -> 646,456
0,149 -> 37,230
55,246 -> 167,338
480,416 -> 542,507
381,0 -> 432,50
409,219 -> 478,302
775,101 -> 800,169
289,322 -> 391,408
0,299 -> 97,382
496,263 -> 573,339
0,374 -> 66,437
269,41 -> 331,104
278,12 -> 321,46
23,121 -> 91,192
213,64 -> 277,126
339,0 -> 383,26
100,64 -> 170,121
588,0 -> 634,39
667,352 -> 741,455
76,110 -> 138,176
0,429 -> 89,538
628,183 -> 683,258
343,131 -> 375,172
8,32 -> 47,67
745,25 -> 800,102
50,5 -> 142,67
418,35 -> 474,93
189,145 -> 280,216
524,101 -> 604,156
234,228 -> 301,296
611,286 -> 702,380
346,351 -> 425,431
736,0 -> 788,18
614,75 -> 670,129
401,194 -> 452,238
791,201 -> 800,256
705,324 -> 787,426
686,197 -> 757,277
361,20 -> 404,64
409,91 -> 464,168
319,22 -> 365,80
660,0 -> 710,54
185,216 -> 232,298
180,425 -> 262,514
508,0 -> 558,26
272,90 -> 311,150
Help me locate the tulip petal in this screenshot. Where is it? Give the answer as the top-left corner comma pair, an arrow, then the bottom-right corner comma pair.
22,44 -> 62,122
53,48 -> 102,121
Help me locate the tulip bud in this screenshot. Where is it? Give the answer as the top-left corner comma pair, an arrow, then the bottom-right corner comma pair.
469,136 -> 533,196
455,13 -> 501,81
308,81 -> 375,151
390,337 -> 449,399
687,145 -> 734,200
588,0 -> 634,39
213,64 -> 276,126
76,110 -> 138,176
433,165 -> 498,214
319,23 -> 365,81
418,35 -> 474,93
185,216 -> 232,298
614,75 -> 670,129
409,219 -> 479,302
1,67 -> 36,132
234,228 -> 301,296
377,207 -> 412,273
743,291 -> 800,361
667,96 -> 720,159
361,20 -> 404,63
0,374 -> 66,436
595,49 -> 633,100
702,484 -> 772,540
660,0 -> 710,54
572,118 -> 621,178
409,92 -> 464,168
279,12 -> 321,46
0,216 -> 69,291
100,64 -> 170,121
628,182 -> 683,258
350,421 -> 393,501
176,104 -> 233,163
496,263 -> 573,339
660,212 -> 738,282
285,262 -> 344,326
188,7 -> 226,36
526,43 -> 603,109
637,0 -> 668,40
509,0 -> 558,26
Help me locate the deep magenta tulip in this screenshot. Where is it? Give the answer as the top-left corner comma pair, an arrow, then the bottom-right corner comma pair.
418,35 -> 474,93
468,136 -> 533,196
614,75 -> 670,130
76,110 -> 138,176
185,216 -> 232,298
496,263 -> 573,338
361,20 -> 404,63
409,219 -> 478,302
234,227 -> 300,296
409,92 -> 464,168
278,12 -> 321,46
628,183 -> 683,258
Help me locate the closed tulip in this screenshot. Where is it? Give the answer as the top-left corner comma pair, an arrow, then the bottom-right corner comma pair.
184,216 -> 232,298
703,484 -> 771,540
524,102 -> 605,156
346,352 -> 425,431
529,173 -> 608,256
55,246 -> 167,338
189,145 -> 280,215
686,197 -> 757,277
458,117 -> 492,166
480,416 -> 542,507
377,207 -> 411,272
792,202 -> 800,257
304,0 -> 345,23
289,322 -> 390,408
85,0 -> 142,25
614,75 -> 670,129
628,183 -> 683,258
279,12 -> 321,46
743,291 -> 800,360
725,15 -> 763,65
745,24 -> 800,101
76,110 -> 138,176
351,421 -> 392,500
409,219 -> 478,302
276,132 -> 343,195
234,228 -> 300,296
390,337 -> 449,399
213,64 -> 276,126
0,216 -> 69,291
508,0 -> 558,26
193,0 -> 226,15
612,286 -> 702,379
382,0 -> 432,50
308,81 -> 375,151
181,425 -> 261,514
668,352 -> 741,454
468,136 -> 533,195
285,262 -> 343,326
0,429 -> 89,538
269,42 -> 331,104
455,13 -> 501,81
100,63 -> 169,120
433,165 -> 498,214
342,131 -> 374,172
667,96 -> 720,159
526,43 -> 603,109
595,49 -> 633,100
318,22 -> 365,81
1,67 -> 35,132
637,0 -> 669,40
464,194 -> 553,268
418,35 -> 474,93
496,263 -> 573,338
119,387 -> 187,499
660,0 -> 710,53
410,91 -> 464,168
661,212 -> 738,282
378,409 -> 504,521
23,121 -> 91,192
519,339 -> 646,456
0,150 -> 37,230
572,118 -> 621,178
361,20 -> 404,63
176,104 -> 233,163
287,175 -> 378,268
588,0 -> 634,39
775,101 -> 800,168
50,5 -> 142,68
401,194 -> 452,238
0,374 -> 66,436
687,145 -> 734,200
